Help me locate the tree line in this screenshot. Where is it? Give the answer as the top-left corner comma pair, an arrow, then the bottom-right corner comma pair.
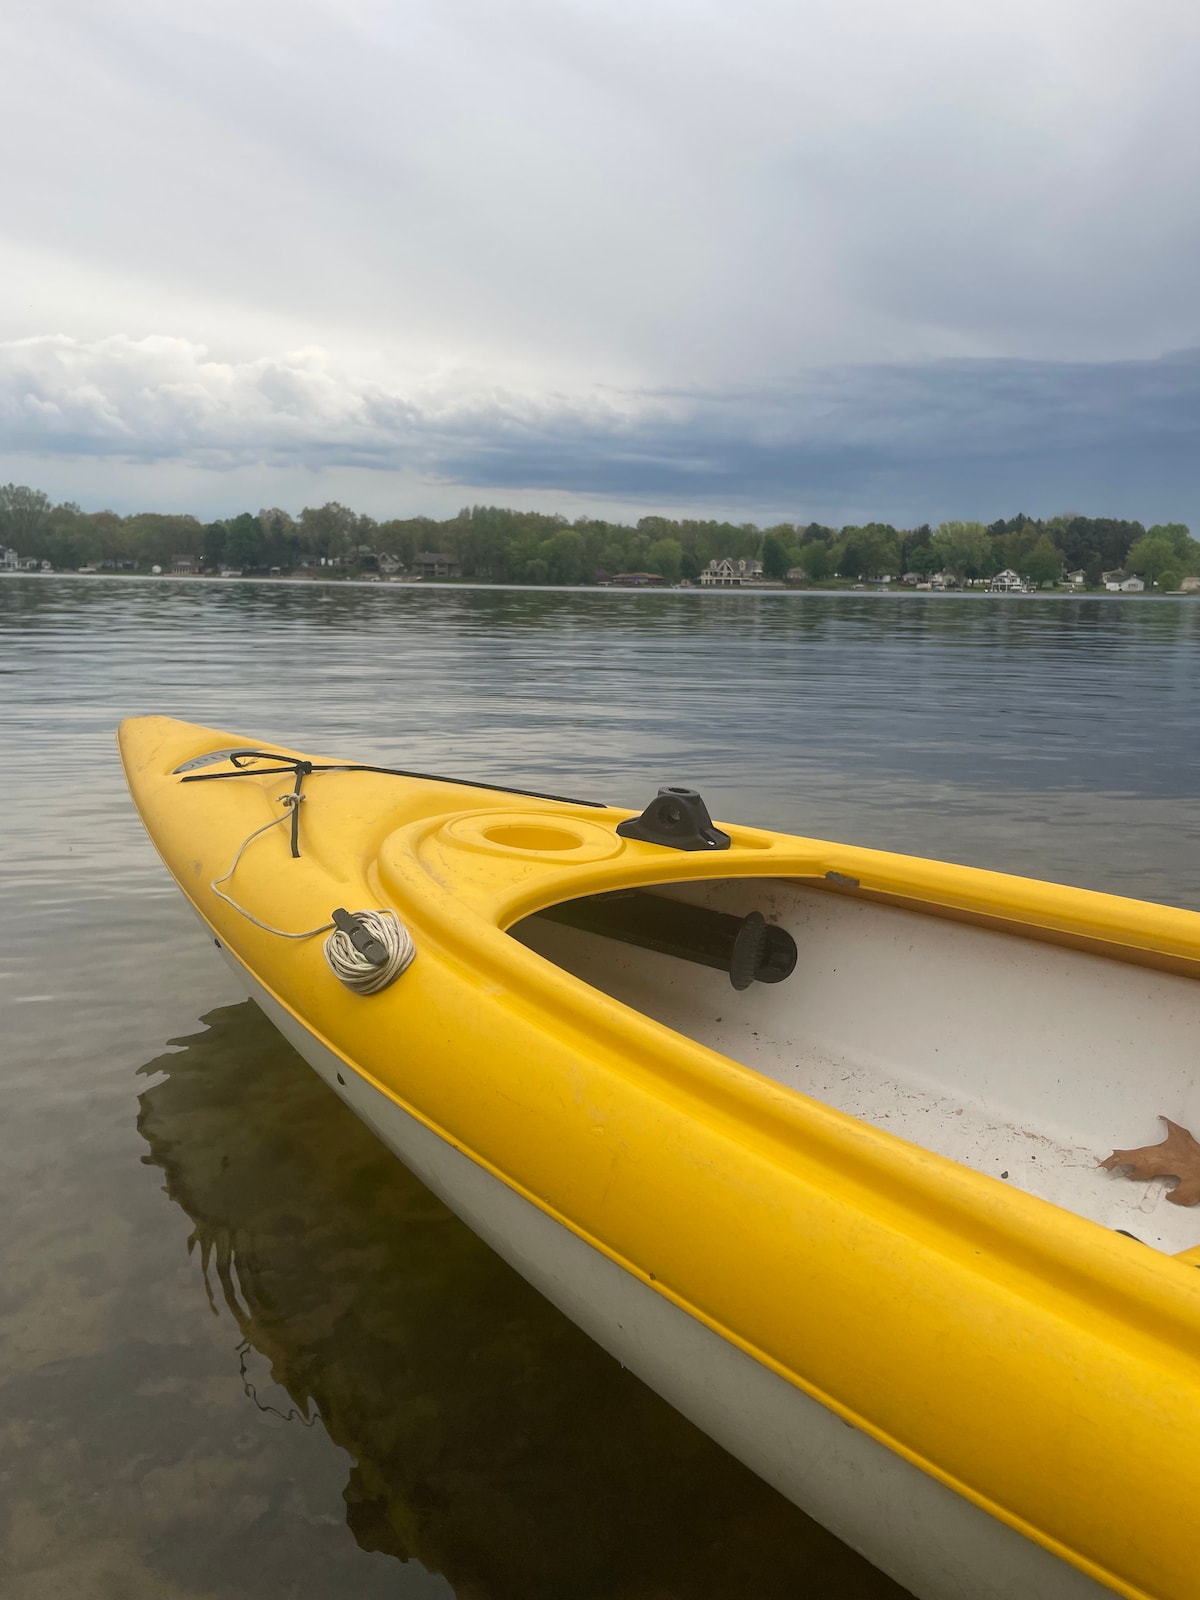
1,484 -> 1196,590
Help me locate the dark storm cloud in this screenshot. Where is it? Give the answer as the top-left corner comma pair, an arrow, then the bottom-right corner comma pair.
3,335 -> 1197,522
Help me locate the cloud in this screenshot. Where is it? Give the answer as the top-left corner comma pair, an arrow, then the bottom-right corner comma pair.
3,333 -> 1198,524
2,0 -> 1199,385
2,3 -> 1198,521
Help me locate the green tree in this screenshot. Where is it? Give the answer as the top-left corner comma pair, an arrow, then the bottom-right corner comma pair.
1126,533 -> 1180,584
645,537 -> 682,582
258,508 -> 300,569
79,510 -> 126,567
375,520 -> 419,571
1145,524 -> 1200,573
1022,535 -> 1061,588
123,512 -> 204,569
298,502 -> 361,563
202,522 -> 227,569
544,529 -> 585,585
795,540 -> 831,581
761,532 -> 793,579
1052,516 -> 1144,574
928,521 -> 993,582
225,512 -> 262,570
0,484 -> 51,548
860,524 -> 900,578
1146,523 -> 1192,557
900,525 -> 932,572
1157,569 -> 1181,593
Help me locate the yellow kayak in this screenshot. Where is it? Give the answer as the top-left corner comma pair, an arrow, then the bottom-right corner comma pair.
119,715 -> 1200,1600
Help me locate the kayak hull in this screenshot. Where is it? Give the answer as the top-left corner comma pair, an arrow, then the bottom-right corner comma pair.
228,943 -> 1104,1600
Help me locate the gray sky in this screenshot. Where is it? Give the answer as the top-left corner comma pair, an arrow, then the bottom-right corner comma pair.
2,0 -> 1198,525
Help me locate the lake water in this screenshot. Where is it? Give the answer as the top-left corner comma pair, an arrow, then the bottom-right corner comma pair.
2,575 -> 1199,1600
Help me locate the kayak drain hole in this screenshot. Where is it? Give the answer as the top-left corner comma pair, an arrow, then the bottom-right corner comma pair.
483,823 -> 584,852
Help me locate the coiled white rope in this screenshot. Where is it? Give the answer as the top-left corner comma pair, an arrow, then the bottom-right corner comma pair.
323,908 -> 415,995
210,791 -> 415,993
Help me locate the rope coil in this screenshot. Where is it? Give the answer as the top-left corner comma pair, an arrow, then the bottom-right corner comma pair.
323,909 -> 415,995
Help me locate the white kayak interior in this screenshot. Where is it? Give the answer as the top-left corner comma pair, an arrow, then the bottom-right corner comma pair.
512,878 -> 1200,1256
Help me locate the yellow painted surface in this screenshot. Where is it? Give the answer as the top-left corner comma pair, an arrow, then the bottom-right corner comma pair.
119,716 -> 1200,1600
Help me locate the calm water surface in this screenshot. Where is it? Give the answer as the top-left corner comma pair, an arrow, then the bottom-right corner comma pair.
2,576 -> 1199,1599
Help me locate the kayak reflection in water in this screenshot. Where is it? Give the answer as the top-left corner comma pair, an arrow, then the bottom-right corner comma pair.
136,1002 -> 902,1600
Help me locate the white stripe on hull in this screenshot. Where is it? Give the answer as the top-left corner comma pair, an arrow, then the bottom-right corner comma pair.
224,950 -> 1109,1600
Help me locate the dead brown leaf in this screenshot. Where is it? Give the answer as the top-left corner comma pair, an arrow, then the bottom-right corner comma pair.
1101,1118 -> 1200,1207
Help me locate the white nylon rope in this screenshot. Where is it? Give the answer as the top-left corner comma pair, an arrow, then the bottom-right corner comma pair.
210,795 -> 333,938
323,908 -> 416,995
210,791 -> 414,993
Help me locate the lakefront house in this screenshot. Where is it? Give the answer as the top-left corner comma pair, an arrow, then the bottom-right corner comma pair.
414,551 -> 461,579
989,568 -> 1025,592
699,557 -> 764,587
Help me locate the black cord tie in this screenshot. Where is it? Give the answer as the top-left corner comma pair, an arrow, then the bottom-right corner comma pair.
287,761 -> 312,858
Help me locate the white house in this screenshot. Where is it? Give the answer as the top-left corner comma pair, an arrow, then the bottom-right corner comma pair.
700,557 -> 764,587
1106,576 -> 1145,592
989,568 -> 1025,593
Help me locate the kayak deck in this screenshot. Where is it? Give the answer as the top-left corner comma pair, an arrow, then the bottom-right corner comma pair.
515,876 -> 1200,1256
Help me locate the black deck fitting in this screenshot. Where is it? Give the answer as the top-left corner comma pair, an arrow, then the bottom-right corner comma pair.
616,788 -> 731,852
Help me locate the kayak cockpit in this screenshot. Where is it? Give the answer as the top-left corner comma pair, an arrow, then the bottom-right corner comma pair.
512,876 -> 1200,1255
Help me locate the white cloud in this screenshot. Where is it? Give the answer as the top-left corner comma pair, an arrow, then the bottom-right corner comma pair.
3,0 -> 1199,379
0,332 -> 650,469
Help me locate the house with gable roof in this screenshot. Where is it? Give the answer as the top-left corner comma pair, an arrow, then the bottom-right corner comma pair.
699,557 -> 764,587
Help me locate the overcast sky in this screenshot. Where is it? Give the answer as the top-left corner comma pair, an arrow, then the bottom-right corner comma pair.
2,0 -> 1199,526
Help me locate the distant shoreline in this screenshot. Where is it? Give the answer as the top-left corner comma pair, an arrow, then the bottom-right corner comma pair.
4,570 -> 1192,599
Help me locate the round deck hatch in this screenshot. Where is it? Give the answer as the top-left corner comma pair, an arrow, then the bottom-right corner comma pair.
442,811 -> 624,863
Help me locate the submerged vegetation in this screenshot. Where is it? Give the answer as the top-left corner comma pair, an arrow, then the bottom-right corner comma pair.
1,483 -> 1196,589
